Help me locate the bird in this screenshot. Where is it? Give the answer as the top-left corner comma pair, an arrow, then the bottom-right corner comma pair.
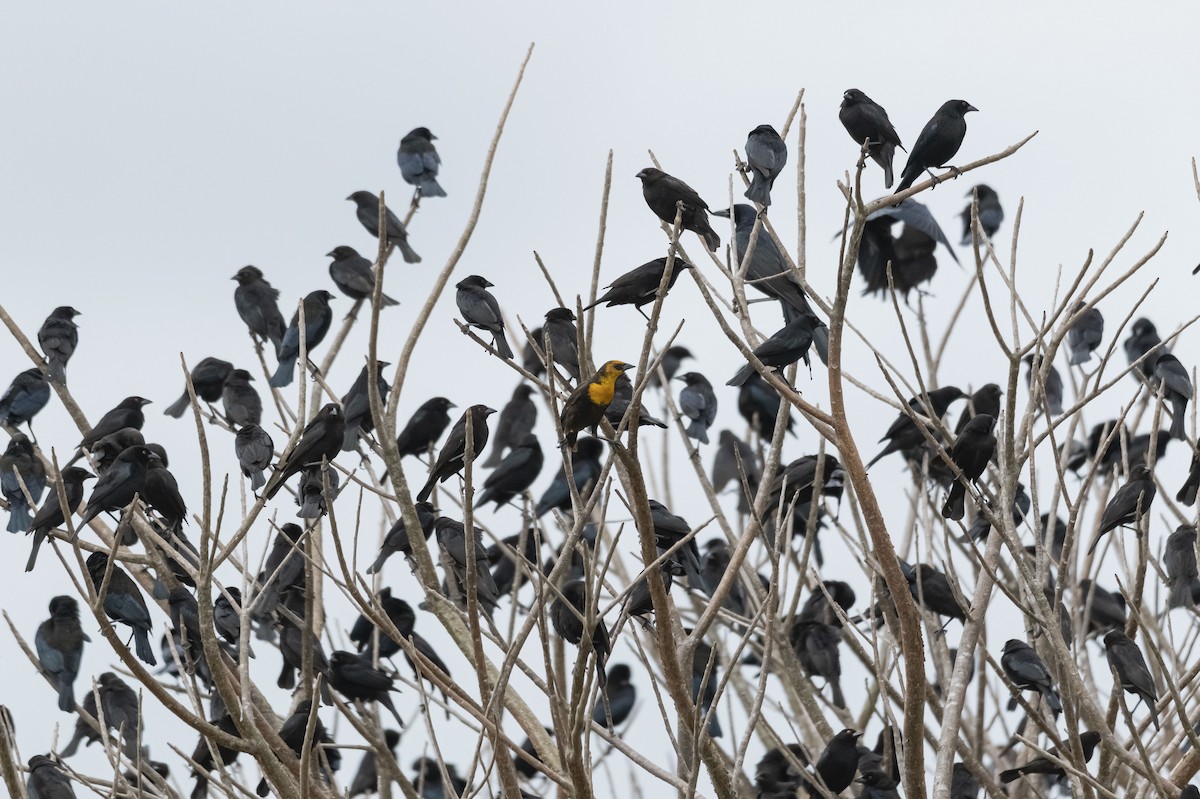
412,757 -> 467,799
1165,524 -> 1199,609
647,499 -> 703,588
436,516 -> 501,616
654,345 -> 693,387
235,424 -> 273,491
84,552 -> 156,665
1104,630 -> 1160,729
1124,317 -> 1167,381
455,275 -> 513,359
593,663 -> 636,727
349,588 -> 415,658
691,637 -> 722,737
727,311 -> 823,386
328,651 -> 404,726
535,436 -> 604,517
790,620 -> 845,708
895,100 -> 978,193
255,523 -> 306,618
999,731 -> 1101,784
744,124 -> 787,206
941,414 -> 996,521
142,451 -> 187,531
1180,448 -> 1200,506
232,266 -> 287,356
541,307 -> 581,381
712,205 -> 817,325
857,199 -> 960,299
606,373 -> 668,430
0,367 -> 51,434
296,463 -> 339,518
483,384 -> 537,467
221,368 -> 262,428
1076,579 -> 1127,635
584,257 -> 694,318
2,433 -> 46,533
755,746 -> 809,798
73,396 -> 152,460
678,372 -> 717,444
26,754 -> 75,798
416,404 -> 496,502
35,596 -> 87,712
958,184 -> 1004,245
167,586 -> 209,677
60,671 -> 141,759
326,245 -> 399,305
839,89 -> 903,188
489,530 -> 539,598
1000,639 -> 1062,714
635,167 -> 719,251
190,713 -> 241,799
521,326 -> 546,378
712,431 -> 760,512
276,619 -> 333,700
954,383 -> 1002,435
340,361 -> 391,451
77,444 -> 156,528
257,700 -> 340,796
395,397 -> 456,459
262,404 -> 344,499
1067,301 -> 1104,366
25,466 -> 92,571
950,763 -> 981,799
1087,464 -> 1156,554
1153,353 -> 1192,440
551,579 -> 610,688
813,729 -> 862,795
213,586 -> 252,656
559,360 -> 632,450
398,127 -> 446,198
347,191 -> 421,263
1024,354 -> 1064,416
867,387 -> 965,468
269,290 -> 335,388
349,729 -> 401,798
476,433 -> 542,508
904,562 -> 967,623
737,372 -> 795,440
37,306 -> 81,383
163,357 -> 233,418
367,501 -> 437,573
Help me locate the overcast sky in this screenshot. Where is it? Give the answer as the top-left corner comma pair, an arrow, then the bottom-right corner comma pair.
2,3 -> 1198,794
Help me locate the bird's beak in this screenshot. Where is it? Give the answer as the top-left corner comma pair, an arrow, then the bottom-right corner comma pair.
325,249 -> 337,257
635,170 -> 646,179
430,133 -> 438,140
966,104 -> 979,113
622,363 -> 635,371
345,194 -> 354,201
230,275 -> 239,281
711,208 -> 730,218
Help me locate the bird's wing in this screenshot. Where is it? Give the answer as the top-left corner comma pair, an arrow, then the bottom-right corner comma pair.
870,200 -> 959,265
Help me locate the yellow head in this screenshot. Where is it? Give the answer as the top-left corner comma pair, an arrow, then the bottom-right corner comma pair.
587,360 -> 633,406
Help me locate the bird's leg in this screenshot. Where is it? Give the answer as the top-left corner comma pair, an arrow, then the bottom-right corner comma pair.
637,307 -> 651,323
924,168 -> 942,188
946,165 -> 963,179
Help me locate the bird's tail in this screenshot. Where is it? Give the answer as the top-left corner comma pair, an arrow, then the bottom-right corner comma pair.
894,168 -> 917,194
420,179 -> 448,198
46,360 -> 66,384
1069,347 -> 1092,366
396,240 -> 422,264
1170,402 -> 1187,440
700,225 -> 720,253
134,628 -> 157,666
744,174 -> 772,207
249,468 -> 265,492
341,428 -> 361,452
163,392 -> 191,419
7,504 -> 31,533
25,530 -> 46,572
999,769 -> 1020,785
268,357 -> 296,388
726,364 -> 753,388
830,678 -> 846,709
60,730 -> 83,758
1168,578 -> 1196,610
1044,686 -> 1063,714
366,551 -> 389,575
875,144 -> 896,189
58,682 -> 75,713
379,292 -> 400,307
941,484 -> 966,521
687,419 -> 710,444
416,476 -> 435,503
494,332 -> 514,360
1177,479 -> 1198,506
481,445 -> 504,468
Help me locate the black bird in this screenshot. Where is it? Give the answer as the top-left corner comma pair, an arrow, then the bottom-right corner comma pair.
744,124 -> 787,206
1166,524 -> 1198,609
790,620 -> 845,708
0,367 -> 51,433
296,463 -> 339,519
954,383 -> 1002,435
895,99 -> 978,193
141,452 -> 187,534
255,523 -> 305,617
522,326 -> 546,378
712,430 -> 761,507
416,404 -> 495,502
1000,639 -> 1062,714
232,266 -> 287,356
35,596 -> 87,712
327,245 -> 399,305
593,663 -> 636,727
347,191 -> 421,263
798,581 -> 856,628
349,587 -> 415,659
1180,448 -> 1200,506
262,403 -> 344,499
213,586 -> 252,656
1024,354 -> 1064,416
813,729 -> 862,795
726,311 -> 823,387
276,618 -> 332,700
1087,464 -> 1156,554
655,345 -> 693,387
635,167 -> 720,251
488,530 -> 539,597
367,501 -> 437,573
958,184 -> 1003,244
395,397 -> 456,461
839,89 -> 903,188
1104,630 -> 1160,729
2,433 -> 46,533
483,385 -> 537,467
269,290 -> 335,388
624,566 -> 674,623
762,454 -> 845,558
349,728 -> 401,798
235,424 -> 273,491
190,713 -> 241,799
476,433 -> 543,508
168,586 -> 210,676
950,763 -> 980,799
257,700 -> 340,797
904,562 -> 966,622
38,306 -> 81,383
737,372 -> 795,440
329,650 -> 404,725
1124,317 -> 1167,381
398,127 -> 445,198
541,307 -> 581,382
755,745 -> 809,798
1153,353 -> 1192,440
26,754 -> 74,798
74,397 -> 152,458
713,205 -> 818,326
1076,579 -> 1127,635
412,757 -> 467,799
999,731 -> 1101,784
341,361 -> 391,451
698,540 -> 745,615
941,414 -> 996,521
25,466 -> 92,571
857,199 -> 960,299
222,369 -> 262,428
60,671 -> 141,758
867,386 -> 965,468
535,435 -> 604,517
966,482 -> 1029,542
692,637 -> 722,737
606,373 -> 668,430
436,516 -> 501,616
551,579 -> 610,688
455,275 -> 513,359
648,499 -> 703,589
77,444 -> 155,528
164,357 -> 233,418
84,552 -> 156,665
584,257 -> 694,316
678,372 -> 717,444
1067,301 -> 1104,366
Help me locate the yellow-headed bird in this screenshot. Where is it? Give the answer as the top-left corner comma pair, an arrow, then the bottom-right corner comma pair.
559,360 -> 633,449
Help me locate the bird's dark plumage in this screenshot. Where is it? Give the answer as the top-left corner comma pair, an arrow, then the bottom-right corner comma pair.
839,89 -> 903,188
1001,639 -> 1062,714
541,307 -> 581,382
1165,524 -> 1199,609
535,436 -> 603,517
727,311 -> 822,387
559,361 -> 632,450
1104,630 -> 1159,729
958,184 -> 1003,245
35,596 -> 87,712
895,99 -> 978,193
395,397 -> 455,459
476,433 -> 542,508
593,663 -> 635,727
483,384 -> 537,467
164,358 -> 233,418
999,731 -> 1101,784
1124,317 -> 1167,382
1087,464 -> 1156,553
25,466 -> 92,571
416,404 -> 495,502
37,306 -> 81,383
1067,301 -> 1104,366
262,404 -> 344,500
85,552 -> 156,665
744,124 -> 787,206
1153,352 -> 1192,440
0,368 -> 51,431
340,361 -> 391,451
551,579 -> 610,688
77,444 -> 155,528
327,245 -> 399,305
235,424 -> 273,491
713,204 -> 819,326
367,502 -> 437,573
232,266 -> 286,356
2,433 -> 46,533
636,167 -> 719,251
584,257 -> 693,312
455,275 -> 513,359
398,127 -> 445,198
347,191 -> 421,263
940,414 -> 996,521
221,368 -> 261,429
678,372 -> 716,444
867,386 -> 964,468
329,650 -> 404,726
269,290 -> 335,388
814,729 -> 862,795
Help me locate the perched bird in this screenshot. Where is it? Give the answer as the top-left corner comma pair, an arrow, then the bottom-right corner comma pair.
489,531 -> 539,597
257,700 -> 340,796
904,562 -> 967,623
857,199 -> 960,299
965,482 -> 1029,542
483,384 -> 537,467
269,290 -> 335,388
232,266 -> 287,356
692,637 -> 722,737
551,579 -> 610,688
593,663 -> 636,727
606,373 -> 668,430
727,311 -> 823,386
790,620 -> 845,708
941,414 -> 996,521
698,540 -> 746,615
950,763 -> 981,799
412,757 -> 467,799
1077,579 -> 1127,635
276,619 -> 332,700
1124,317 -> 1167,381
559,360 -> 632,450
999,731 -> 1101,784
738,372 -> 794,440
190,713 -> 241,799
1180,448 -> 1200,506
255,523 -> 306,618
349,587 -> 415,658
958,184 -> 1003,244
522,326 -> 546,378
0,368 -> 51,433
1153,353 -> 1192,440
25,466 -> 93,571
38,306 -> 81,383
798,581 -> 856,628
813,729 -> 862,795
367,501 -> 437,573
262,404 -> 344,499
635,167 -> 719,251
712,205 -> 817,325
1166,524 -> 1199,609
648,499 -> 703,588
1000,639 -> 1062,714
163,358 -> 233,418
455,275 -> 513,359
755,745 -> 809,798
744,124 -> 787,206
584,257 -> 694,317
347,191 -> 421,263
535,436 -> 604,517
26,754 -> 74,798
867,387 -> 965,468
436,516 -> 501,615
2,433 -> 46,532
895,100 -> 978,193
143,452 -> 187,532
678,372 -> 717,444
296,463 -> 339,518
954,383 -> 1002,435
84,552 -> 156,665
35,596 -> 87,712
168,586 -> 210,677
221,369 -> 261,429
1067,301 -> 1105,366
60,672 -> 141,758
1024,354 -> 1064,416
74,397 -> 152,459
398,127 -> 445,198
711,429 -> 761,499
213,586 -> 252,655
1087,464 -> 1156,554
541,307 -> 581,382
1104,630 -> 1160,728
839,89 -> 903,188
416,404 -> 496,502
326,245 -> 399,305
654,345 -> 693,387
235,424 -> 273,491
349,729 -> 401,798
476,433 -> 543,508
77,444 -> 156,528
340,361 -> 391,451
395,397 -> 456,459
328,651 -> 404,725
